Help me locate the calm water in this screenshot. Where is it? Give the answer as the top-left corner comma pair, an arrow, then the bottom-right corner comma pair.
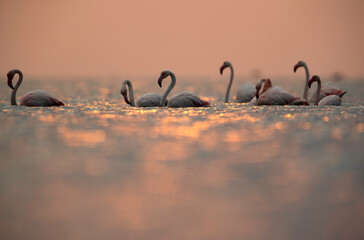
0,76 -> 364,240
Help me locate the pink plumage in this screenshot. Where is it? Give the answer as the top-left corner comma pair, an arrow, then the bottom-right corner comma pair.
256,79 -> 309,106
294,60 -> 347,103
308,75 -> 346,106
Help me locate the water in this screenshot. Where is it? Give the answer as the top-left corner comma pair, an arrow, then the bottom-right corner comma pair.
0,76 -> 364,240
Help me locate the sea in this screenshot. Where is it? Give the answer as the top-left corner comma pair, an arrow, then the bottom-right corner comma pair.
0,75 -> 363,240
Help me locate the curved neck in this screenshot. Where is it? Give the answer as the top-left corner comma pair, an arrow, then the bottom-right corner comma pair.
303,63 -> 310,101
160,72 -> 176,106
224,64 -> 234,103
10,70 -> 23,106
255,79 -> 266,99
313,78 -> 321,106
262,79 -> 272,94
122,80 -> 135,106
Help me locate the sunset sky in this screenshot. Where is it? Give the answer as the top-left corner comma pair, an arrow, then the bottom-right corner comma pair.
1,0 -> 363,78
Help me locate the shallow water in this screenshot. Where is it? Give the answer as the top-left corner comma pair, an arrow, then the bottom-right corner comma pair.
0,76 -> 364,240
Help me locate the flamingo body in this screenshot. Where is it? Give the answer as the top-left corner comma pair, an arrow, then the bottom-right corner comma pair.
20,89 -> 64,107
250,97 -> 257,105
7,69 -> 64,107
136,92 -> 164,107
257,87 -> 296,105
120,79 -> 166,107
168,91 -> 210,108
288,98 -> 310,106
220,61 -> 255,103
308,75 -> 346,106
318,95 -> 342,106
294,61 -> 347,103
235,82 -> 256,103
310,87 -> 347,103
158,70 -> 210,108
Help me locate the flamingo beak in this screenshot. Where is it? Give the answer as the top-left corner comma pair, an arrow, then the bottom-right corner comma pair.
7,76 -> 14,89
220,64 -> 226,75
158,75 -> 163,88
308,78 -> 313,88
293,63 -> 300,73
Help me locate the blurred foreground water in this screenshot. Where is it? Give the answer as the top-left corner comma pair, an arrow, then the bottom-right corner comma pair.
0,75 -> 363,240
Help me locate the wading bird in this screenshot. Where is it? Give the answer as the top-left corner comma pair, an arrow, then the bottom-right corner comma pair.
220,61 -> 255,103
7,69 -> 64,107
256,79 -> 309,106
120,79 -> 166,107
294,60 -> 347,103
308,75 -> 346,106
158,70 -> 210,108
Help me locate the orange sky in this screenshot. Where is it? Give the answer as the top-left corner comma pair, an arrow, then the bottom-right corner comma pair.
1,0 -> 363,78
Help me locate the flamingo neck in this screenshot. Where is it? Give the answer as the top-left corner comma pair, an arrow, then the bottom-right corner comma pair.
262,79 -> 272,94
125,80 -> 135,106
160,72 -> 176,106
314,78 -> 321,106
303,63 -> 310,101
10,70 -> 23,106
255,79 -> 266,99
224,64 -> 234,103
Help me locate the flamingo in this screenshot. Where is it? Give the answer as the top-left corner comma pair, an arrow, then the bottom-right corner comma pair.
158,70 -> 210,108
220,61 -> 255,103
256,79 -> 309,106
249,78 -> 272,105
120,79 -> 166,107
308,75 -> 346,106
294,60 -> 347,103
7,69 -> 64,107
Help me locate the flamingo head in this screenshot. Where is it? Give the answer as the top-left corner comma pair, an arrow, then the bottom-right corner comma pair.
158,70 -> 172,87
308,75 -> 320,88
255,78 -> 266,99
294,60 -> 306,73
7,70 -> 16,89
120,80 -> 131,105
219,61 -> 231,75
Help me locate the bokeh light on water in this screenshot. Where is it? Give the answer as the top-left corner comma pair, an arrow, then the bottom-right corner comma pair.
0,77 -> 363,240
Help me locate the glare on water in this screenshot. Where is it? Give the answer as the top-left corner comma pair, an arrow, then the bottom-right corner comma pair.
0,76 -> 363,240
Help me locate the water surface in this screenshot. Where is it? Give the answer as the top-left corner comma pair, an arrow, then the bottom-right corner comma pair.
0,76 -> 363,240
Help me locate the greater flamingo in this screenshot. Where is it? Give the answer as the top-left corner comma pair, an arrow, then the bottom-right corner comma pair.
158,70 -> 210,108
249,78 -> 272,105
294,60 -> 347,103
220,61 -> 255,103
256,79 -> 309,106
308,75 -> 346,106
7,69 -> 64,107
120,79 -> 166,107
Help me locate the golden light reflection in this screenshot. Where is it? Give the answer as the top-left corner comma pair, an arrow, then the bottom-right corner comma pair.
240,115 -> 260,123
356,123 -> 364,133
331,127 -> 343,140
175,126 -> 200,138
38,115 -> 56,123
275,122 -> 284,130
57,126 -> 106,147
323,116 -> 329,122
225,131 -> 241,143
